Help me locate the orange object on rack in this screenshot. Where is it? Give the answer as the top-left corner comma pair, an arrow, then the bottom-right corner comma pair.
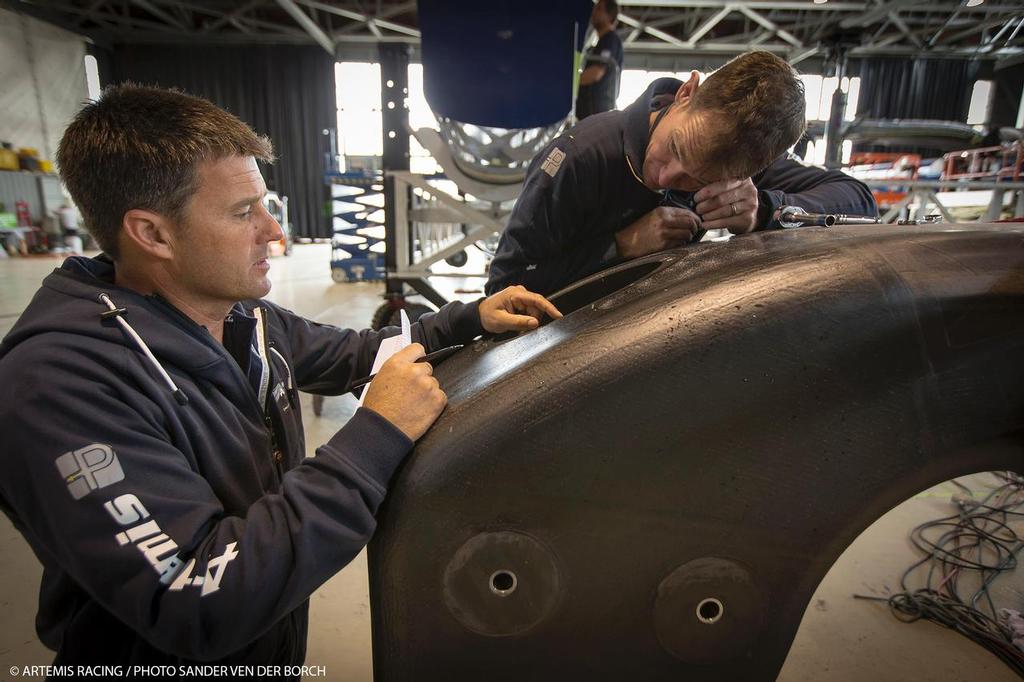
848,152 -> 922,208
942,142 -> 1023,182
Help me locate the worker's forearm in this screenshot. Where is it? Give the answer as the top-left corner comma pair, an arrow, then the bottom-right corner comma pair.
580,65 -> 607,86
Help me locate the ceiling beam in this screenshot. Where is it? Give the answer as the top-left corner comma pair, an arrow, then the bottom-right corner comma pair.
994,51 -> 1024,70
618,12 -> 688,47
201,0 -> 264,33
686,5 -> 732,47
618,0 -> 1015,12
73,0 -> 110,29
228,17 -> 253,35
1006,16 -> 1024,46
647,12 -> 695,30
926,5 -> 963,47
984,16 -> 1019,47
274,0 -> 334,54
46,0 -> 184,32
840,0 -> 927,28
296,0 -> 419,38
620,0 -> 867,9
941,14 -> 1016,45
887,10 -> 922,48
130,0 -> 185,29
625,39 -> 1023,59
735,5 -> 802,48
789,47 -> 819,66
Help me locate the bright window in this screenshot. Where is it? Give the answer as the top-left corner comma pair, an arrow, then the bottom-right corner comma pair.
406,64 -> 442,174
967,80 -> 992,126
801,74 -> 860,122
802,75 -> 823,120
336,62 -> 382,158
335,61 -> 440,173
801,138 -> 852,166
84,55 -> 101,101
616,69 -> 706,110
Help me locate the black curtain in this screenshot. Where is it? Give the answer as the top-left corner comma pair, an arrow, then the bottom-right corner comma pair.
856,57 -> 980,121
109,45 -> 336,239
853,57 -> 981,157
989,62 -> 1024,131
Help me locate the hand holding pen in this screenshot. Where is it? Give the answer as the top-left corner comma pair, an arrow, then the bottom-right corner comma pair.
348,344 -> 464,391
358,343 -> 453,441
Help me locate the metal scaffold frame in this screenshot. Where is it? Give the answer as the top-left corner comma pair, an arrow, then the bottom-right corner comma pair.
384,170 -> 505,308
864,179 -> 1024,223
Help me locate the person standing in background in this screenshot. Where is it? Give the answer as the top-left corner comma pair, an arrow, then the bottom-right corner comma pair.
575,0 -> 624,120
57,202 -> 83,254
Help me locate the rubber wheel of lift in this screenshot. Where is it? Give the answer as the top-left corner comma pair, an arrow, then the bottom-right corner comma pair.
371,302 -> 434,331
445,250 -> 469,268
331,268 -> 348,283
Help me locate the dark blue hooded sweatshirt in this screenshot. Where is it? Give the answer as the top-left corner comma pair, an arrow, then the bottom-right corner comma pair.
0,255 -> 483,671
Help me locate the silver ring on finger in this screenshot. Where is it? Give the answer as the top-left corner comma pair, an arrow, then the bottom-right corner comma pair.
730,201 -> 738,216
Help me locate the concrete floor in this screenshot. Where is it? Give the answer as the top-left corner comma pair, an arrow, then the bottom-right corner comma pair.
0,244 -> 1019,681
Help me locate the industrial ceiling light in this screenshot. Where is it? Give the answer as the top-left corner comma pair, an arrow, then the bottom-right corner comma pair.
813,0 -> 828,4
965,0 -> 984,6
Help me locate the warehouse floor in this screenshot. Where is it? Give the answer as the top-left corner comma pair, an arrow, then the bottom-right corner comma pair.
0,244 -> 1019,681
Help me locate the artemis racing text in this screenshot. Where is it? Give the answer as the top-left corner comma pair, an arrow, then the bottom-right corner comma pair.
14,664 -> 328,677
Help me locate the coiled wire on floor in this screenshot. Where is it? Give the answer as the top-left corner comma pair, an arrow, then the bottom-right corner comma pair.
855,472 -> 1024,676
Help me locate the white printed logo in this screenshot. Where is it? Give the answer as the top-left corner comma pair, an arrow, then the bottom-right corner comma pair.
56,444 -> 124,500
168,543 -> 239,596
105,493 -> 184,585
104,493 -> 237,595
541,148 -> 566,177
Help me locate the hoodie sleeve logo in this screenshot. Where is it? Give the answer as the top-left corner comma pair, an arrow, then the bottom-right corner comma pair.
56,444 -> 125,500
541,148 -> 566,177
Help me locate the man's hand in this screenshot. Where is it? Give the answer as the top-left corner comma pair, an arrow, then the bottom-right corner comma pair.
615,206 -> 701,259
363,343 -> 446,441
580,64 -> 608,86
694,178 -> 758,233
479,285 -> 563,333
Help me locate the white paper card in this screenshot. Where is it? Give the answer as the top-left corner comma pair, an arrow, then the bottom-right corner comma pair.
358,309 -> 411,405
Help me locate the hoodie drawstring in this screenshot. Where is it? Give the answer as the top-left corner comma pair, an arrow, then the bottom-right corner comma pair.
97,293 -> 189,406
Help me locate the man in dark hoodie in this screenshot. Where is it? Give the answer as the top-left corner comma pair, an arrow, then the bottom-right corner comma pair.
486,51 -> 878,296
0,85 -> 560,673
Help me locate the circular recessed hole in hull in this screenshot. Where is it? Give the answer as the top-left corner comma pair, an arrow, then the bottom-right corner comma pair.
490,570 -> 517,596
696,597 -> 724,624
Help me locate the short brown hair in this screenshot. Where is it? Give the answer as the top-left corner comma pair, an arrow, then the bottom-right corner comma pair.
684,51 -> 806,180
56,84 -> 274,260
602,0 -> 619,23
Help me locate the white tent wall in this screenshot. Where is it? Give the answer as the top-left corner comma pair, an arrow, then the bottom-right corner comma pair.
0,8 -> 87,163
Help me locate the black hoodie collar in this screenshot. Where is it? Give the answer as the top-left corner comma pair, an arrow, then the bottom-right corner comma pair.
21,255 -> 228,372
622,77 -> 684,186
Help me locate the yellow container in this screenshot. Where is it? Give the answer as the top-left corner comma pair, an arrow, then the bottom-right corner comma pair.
38,160 -> 54,173
0,148 -> 17,171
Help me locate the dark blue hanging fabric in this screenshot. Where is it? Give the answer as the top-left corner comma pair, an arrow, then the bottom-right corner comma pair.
418,0 -> 592,129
